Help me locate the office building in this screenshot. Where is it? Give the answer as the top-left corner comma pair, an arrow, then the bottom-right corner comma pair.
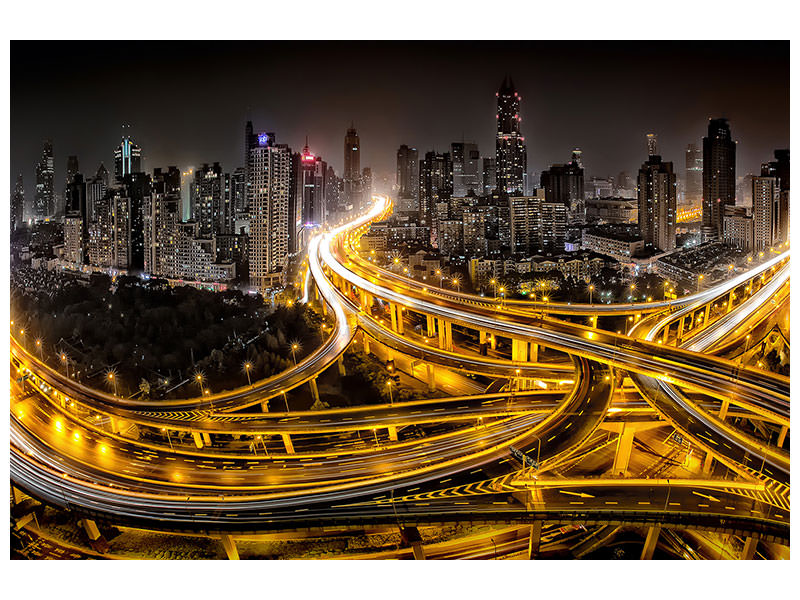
702,118 -> 736,240
419,151 -> 453,248
190,162 -> 230,237
343,126 -> 363,210
752,175 -> 781,252
482,157 -> 497,195
34,140 -> 55,220
723,205 -> 753,251
541,160 -> 584,222
646,133 -> 658,157
495,77 -> 527,194
451,142 -> 481,197
114,136 -> 142,181
11,174 -> 24,231
685,143 -> 703,207
396,145 -> 419,212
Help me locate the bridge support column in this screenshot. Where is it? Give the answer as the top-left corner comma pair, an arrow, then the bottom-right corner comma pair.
80,519 -> 102,542
702,452 -> 714,474
479,330 -> 489,345
401,527 -> 426,560
718,399 -> 730,421
201,432 -> 212,446
640,525 -> 661,560
309,377 -> 320,403
490,334 -> 496,350
741,535 -> 759,560
527,520 -> 544,559
426,364 -> 436,392
529,343 -> 539,363
777,425 -> 788,448
512,339 -> 528,362
612,423 -> 635,476
220,534 -> 239,560
192,432 -> 204,449
727,290 -> 735,313
281,433 -> 295,454
337,355 -> 347,377
390,302 -> 399,332
362,331 -> 371,355
661,325 -> 670,345
396,306 -> 404,335
437,319 -> 453,351
426,315 -> 436,338
261,401 -> 270,412
704,303 -> 710,324
388,426 -> 398,441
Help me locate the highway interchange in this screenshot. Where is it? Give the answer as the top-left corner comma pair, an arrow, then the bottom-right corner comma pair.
10,195 -> 791,559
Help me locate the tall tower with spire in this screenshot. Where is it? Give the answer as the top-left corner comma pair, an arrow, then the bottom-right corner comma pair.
495,76 -> 527,195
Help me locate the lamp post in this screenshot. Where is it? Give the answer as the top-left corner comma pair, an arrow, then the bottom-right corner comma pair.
282,390 -> 290,413
291,343 -> 299,366
108,372 -> 117,396
588,284 -> 594,305
195,373 -> 205,396
35,339 -> 43,361
697,274 -> 704,293
490,279 -> 497,299
61,353 -> 69,377
244,362 -> 252,387
386,380 -> 394,405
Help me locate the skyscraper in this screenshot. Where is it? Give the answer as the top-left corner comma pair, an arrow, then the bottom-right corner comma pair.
114,137 -> 142,181
761,149 -> 790,243
343,126 -> 362,210
752,175 -> 780,252
190,162 -> 229,237
85,164 -> 108,222
451,142 -> 481,197
646,134 -> 658,157
684,143 -> 703,207
396,145 -> 419,213
482,158 -> 497,195
495,77 -> 527,195
296,141 -> 328,247
61,155 -> 80,219
702,118 -> 736,241
144,167 -> 181,276
11,174 -> 24,231
248,133 -> 291,291
124,172 -> 152,270
541,159 -> 584,222
419,151 -> 453,248
34,140 -> 55,220
64,173 -> 87,264
637,154 -> 676,252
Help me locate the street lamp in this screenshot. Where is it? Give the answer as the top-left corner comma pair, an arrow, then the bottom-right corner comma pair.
244,362 -> 252,387
697,274 -> 704,293
490,278 -> 497,298
290,343 -> 299,366
386,380 -> 394,405
195,372 -> 205,396
108,371 -> 117,396
282,390 -> 290,412
588,284 -> 594,304
60,353 -> 70,377
35,339 -> 43,360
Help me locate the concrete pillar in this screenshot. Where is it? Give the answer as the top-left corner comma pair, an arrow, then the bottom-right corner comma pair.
396,306 -> 404,335
390,302 -> 399,332
612,424 -> 635,476
512,339 -> 528,362
479,330 -> 489,346
426,315 -> 436,338
362,331 -> 371,355
261,400 -> 270,413
530,343 -> 539,363
718,399 -> 730,421
388,426 -> 398,441
437,319 -> 447,350
411,541 -> 426,560
777,425 -> 788,448
704,304 -> 710,324
661,325 -> 670,345
220,534 -> 240,560
281,433 -> 295,454
309,377 -> 320,403
426,364 -> 436,392
81,519 -> 102,541
201,432 -> 212,446
640,525 -> 661,560
727,290 -> 735,313
192,431 -> 204,449
527,520 -> 544,559
337,355 -> 346,377
741,536 -> 759,560
702,452 -> 714,474
490,334 -> 497,350
444,321 -> 453,351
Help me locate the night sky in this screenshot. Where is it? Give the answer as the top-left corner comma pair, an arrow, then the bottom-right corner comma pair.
11,40 -> 789,194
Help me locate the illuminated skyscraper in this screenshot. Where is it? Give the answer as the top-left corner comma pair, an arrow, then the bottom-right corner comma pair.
451,142 -> 480,197
752,175 -> 780,252
11,173 -> 24,231
637,154 -> 676,252
190,162 -> 231,237
419,151 -> 453,248
248,133 -> 291,291
541,159 -> 584,223
495,76 -> 527,195
114,136 -> 142,181
646,134 -> 658,157
34,139 -> 55,220
702,118 -> 736,241
295,140 -> 327,250
144,167 -> 181,276
482,157 -> 497,194
343,126 -> 363,210
684,143 -> 703,207
64,173 -> 87,264
396,145 -> 419,212
61,155 -> 80,219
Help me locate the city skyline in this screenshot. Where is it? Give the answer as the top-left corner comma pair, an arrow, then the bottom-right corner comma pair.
11,41 -> 789,195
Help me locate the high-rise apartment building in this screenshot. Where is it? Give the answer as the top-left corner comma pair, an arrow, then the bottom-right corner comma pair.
419,151 -> 453,248
190,162 -> 231,237
637,154 -> 676,252
646,133 -> 658,157
752,175 -> 781,252
86,164 -> 109,222
761,149 -> 790,243
702,118 -> 736,241
723,205 -> 753,251
685,143 -> 703,207
451,142 -> 481,197
34,140 -> 55,220
482,158 -> 497,195
509,190 -> 567,255
343,126 -> 363,210
143,167 -> 181,276
248,134 -> 292,291
63,173 -> 87,264
495,77 -> 527,194
114,137 -> 142,181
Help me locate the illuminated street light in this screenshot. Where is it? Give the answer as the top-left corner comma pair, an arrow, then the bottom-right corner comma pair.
195,372 -> 205,396
386,380 -> 394,405
243,362 -> 253,387
107,370 -> 118,396
588,284 -> 594,304
290,342 -> 300,366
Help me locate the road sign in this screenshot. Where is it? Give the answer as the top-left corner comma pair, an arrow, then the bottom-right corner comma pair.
509,446 -> 538,469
